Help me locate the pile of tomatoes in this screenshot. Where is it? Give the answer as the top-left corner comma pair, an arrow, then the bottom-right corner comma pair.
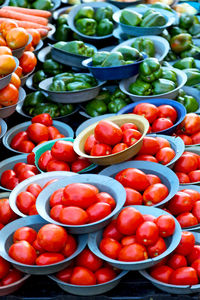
99,207 -> 175,262
8,224 -> 77,266
49,183 -> 116,225
175,113 -> 200,145
84,120 -> 142,157
0,197 -> 17,228
0,256 -> 24,286
56,248 -> 118,285
132,103 -> 178,133
150,231 -> 200,285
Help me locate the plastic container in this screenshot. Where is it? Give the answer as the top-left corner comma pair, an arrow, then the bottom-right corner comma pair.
33,137 -> 97,174
2,120 -> 74,154
0,87 -> 26,119
25,74 -> 36,91
52,7 -> 70,21
99,160 -> 179,207
119,67 -> 187,101
112,36 -> 170,63
0,57 -> 19,90
20,68 -> 35,87
12,34 -> 32,59
0,273 -> 30,296
0,154 -> 28,192
9,171 -> 77,218
37,46 -> 51,63
117,98 -> 186,135
88,205 -> 182,270
50,0 -> 61,11
73,114 -> 149,166
0,118 -> 7,140
33,40 -> 44,54
36,174 -> 126,234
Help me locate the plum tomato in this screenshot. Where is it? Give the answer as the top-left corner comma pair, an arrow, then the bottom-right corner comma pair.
121,123 -> 138,132
192,201 -> 200,222
48,126 -> 60,140
116,207 -> 144,235
71,158 -> 90,173
167,254 -> 187,270
84,134 -> 98,154
56,267 -> 73,283
27,123 -> 49,144
182,189 -> 200,202
156,147 -> 175,165
178,134 -> 193,145
26,183 -> 42,198
146,174 -> 161,185
179,113 -> 200,135
38,150 -> 53,171
175,231 -> 195,256
31,113 -> 53,127
46,160 -> 70,172
112,143 -> 128,154
176,212 -> 198,228
176,172 -> 190,184
169,267 -> 198,285
18,140 -> 35,153
0,198 -> 17,224
152,118 -> 173,132
90,143 -> 112,156
124,187 -> 143,206
158,105 -> 177,123
70,266 -> 96,285
138,137 -> 160,155
155,215 -> 175,237
121,235 -> 137,246
16,191 -> 36,215
174,152 -> 198,174
143,183 -> 169,206
191,259 -> 200,278
99,237 -> 122,260
49,188 -> 64,207
155,137 -> 170,149
36,253 -> 65,265
50,204 -> 64,222
94,120 -> 123,146
187,245 -> 200,265
59,206 -> 89,225
147,237 -> 167,258
133,103 -> 159,124
0,257 -> 10,279
122,129 -> 142,146
51,140 -> 78,163
136,221 -> 159,246
188,170 -> 200,182
9,240 -> 37,265
76,248 -> 103,272
13,227 -> 37,244
1,269 -> 22,286
102,220 -> 123,241
62,235 -> 77,258
150,265 -> 173,283
86,202 -> 112,223
167,192 -> 193,216
118,243 -> 148,262
96,192 -> 116,210
10,131 -> 29,150
95,267 -> 116,284
134,154 -> 158,163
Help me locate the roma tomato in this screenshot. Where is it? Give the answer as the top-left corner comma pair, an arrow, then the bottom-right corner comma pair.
15,164 -> 38,177
112,143 -> 128,154
175,231 -> 195,256
94,120 -> 123,146
188,170 -> 200,182
136,221 -> 159,246
50,204 -> 64,222
90,143 -> 112,156
62,235 -> 77,257
155,136 -> 170,149
191,259 -> 200,278
133,103 -> 159,124
9,240 -> 37,265
118,243 -> 148,261
192,201 -> 200,222
143,214 -> 157,223
46,160 -> 70,172
150,265 -> 173,283
116,207 -> 144,235
13,227 -> 37,244
38,150 -> 53,171
48,126 -> 60,140
70,267 -> 96,285
18,170 -> 36,182
182,189 -> 200,202
27,123 -> 49,144
19,51 -> 37,74
152,118 -> 173,132
84,134 -> 98,154
178,134 -> 193,145
71,158 -> 90,173
168,254 -> 187,270
2,269 -> 22,286
16,191 -> 36,215
187,245 -> 200,265
51,141 -> 78,163
156,147 -> 175,165
49,188 -> 64,207
32,239 -> 45,255
76,248 -> 103,272
143,183 -> 169,206
103,220 -> 123,241
36,253 -> 64,265
169,267 -> 198,285
95,267 -> 116,284
134,154 -> 158,163
121,235 -> 137,246
167,192 -> 193,216
10,131 -> 29,150
155,215 -> 175,237
86,202 -> 112,223
18,140 -> 35,153
147,237 -> 167,258
158,105 -> 177,123
56,267 -> 73,283
179,113 -> 200,135
174,152 -> 198,174
120,123 -> 138,132
96,192 -> 116,210
0,198 -> 17,224
59,207 -> 89,225
122,129 -> 142,146
146,174 -> 161,185
99,237 -> 121,259
0,257 -> 10,279
124,187 -> 143,206
26,183 -> 42,198
191,132 -> 200,145
31,113 -> 53,127
43,179 -> 58,189
176,172 -> 190,184
176,212 -> 198,228
138,137 -> 160,155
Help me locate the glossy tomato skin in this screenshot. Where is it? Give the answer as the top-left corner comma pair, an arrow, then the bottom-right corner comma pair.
95,267 -> 116,284
174,152 -> 198,174
70,266 -> 96,285
155,215 -> 175,237
182,189 -> 200,202
10,131 -> 29,150
167,254 -> 187,269
49,188 -> 64,207
16,191 -> 36,215
118,243 -> 148,262
0,257 -> 10,279
187,245 -> 200,265
188,170 -> 200,182
156,147 -> 175,165
38,150 -> 53,171
62,235 -> 77,257
122,129 -> 142,146
150,265 -> 173,283
46,160 -> 70,172
112,143 -> 128,154
146,174 -> 161,185
76,248 -> 103,272
176,212 -> 198,228
169,267 -> 198,285
18,140 -> 36,153
178,134 -> 192,145
9,240 -> 37,265
158,105 -> 177,123
191,131 -> 200,145
90,143 -> 112,156
26,183 -> 42,198
86,202 -> 112,223
18,170 -> 36,182
133,103 -> 159,124
71,158 -> 90,173
138,137 -> 160,155
99,237 -> 122,259
121,123 -> 138,132
116,207 -> 144,235
179,113 -> 200,135
121,235 -> 137,246
84,134 -> 98,154
155,137 -> 170,149
51,141 -> 78,163
0,198 -> 17,224
50,204 -> 64,222
124,188 -> 143,206
48,126 -> 60,140
192,201 -> 200,222
31,113 -> 53,127
43,179 -> 58,189
136,221 -> 159,246
94,120 -> 123,146
167,192 -> 193,216
152,118 -> 173,132
36,253 -> 65,265
59,206 -> 89,225
176,172 -> 190,184
143,214 -> 157,223
56,267 -> 73,283
103,220 -> 123,241
96,192 -> 116,210
13,227 -> 37,244
134,154 -> 158,163
2,269 -> 22,286
143,183 -> 169,206
191,259 -> 200,278
27,123 -> 49,144
147,237 -> 167,258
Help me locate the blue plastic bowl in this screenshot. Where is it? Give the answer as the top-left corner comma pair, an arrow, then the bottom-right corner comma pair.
117,99 -> 186,136
82,54 -> 147,81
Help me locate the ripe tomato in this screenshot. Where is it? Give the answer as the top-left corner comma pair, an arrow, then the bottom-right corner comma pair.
51,141 -> 78,163
31,113 -> 52,127
48,126 -> 60,139
28,204 -> 38,216
15,164 -> 38,177
16,191 -> 36,215
136,221 -> 159,246
112,143 -> 128,154
46,160 -> 70,172
176,212 -> 198,228
95,267 -> 116,284
32,239 -> 45,255
121,235 -> 137,246
155,215 -> 175,237
26,183 -> 42,198
187,245 -> 200,265
116,207 -> 144,235
152,118 -> 173,132
96,192 -> 116,210
156,147 -> 175,165
49,188 -> 64,207
63,183 -> 98,209
76,248 -> 103,272
174,152 -> 198,174
70,266 -> 96,285
188,170 -> 200,182
0,83 -> 19,106
143,214 -> 156,223
0,198 -> 17,224
179,113 -> 200,135
146,174 -> 161,185
169,267 -> 198,285
50,204 -> 63,222
90,143 -> 112,156
9,240 -> 37,265
118,243 -> 148,262
176,172 -> 190,184
18,140 -> 35,153
0,171 -> 19,190
2,269 -> 22,286
168,254 -> 187,270
59,206 -> 89,225
191,131 -> 200,145
71,158 -> 90,173
115,168 -> 150,192
147,237 -> 167,258
191,259 -> 200,278
121,123 -> 138,132
167,192 -> 193,216
38,150 -> 53,171
182,189 -> 200,202
94,120 -> 123,146
84,134 -> 98,154
43,179 -> 58,189
134,154 -> 158,163
62,235 -> 77,257
122,129 -> 142,146
37,224 -> 68,252
124,187 -> 143,206
99,237 -> 121,259
155,137 -> 170,149
133,103 -> 159,124
10,131 -> 29,150
27,123 -> 49,144
192,201 -> 200,222
36,253 -> 64,265
0,257 -> 10,279
13,227 -> 37,244
56,267 -> 73,283
150,265 -> 173,283
138,137 -> 160,155
86,202 -> 112,223
102,220 -> 123,241
158,105 -> 177,123
19,51 -> 37,74
18,170 -> 36,182
13,162 -> 26,174
175,231 -> 195,256
178,134 -> 193,145
143,183 -> 169,206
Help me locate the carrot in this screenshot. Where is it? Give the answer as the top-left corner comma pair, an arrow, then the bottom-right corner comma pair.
2,6 -> 51,18
0,18 -> 50,30
0,9 -> 48,26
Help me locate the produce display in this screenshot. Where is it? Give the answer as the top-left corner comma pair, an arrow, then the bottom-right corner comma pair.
53,40 -> 95,57
176,89 -> 199,113
0,197 -> 17,227
175,113 -> 200,145
0,256 -> 24,286
9,0 -> 55,10
131,37 -> 155,57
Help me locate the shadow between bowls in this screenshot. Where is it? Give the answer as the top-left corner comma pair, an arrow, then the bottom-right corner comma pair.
0,215 -> 88,275
33,40 -> 44,55
0,57 -> 19,90
20,68 -> 35,87
107,0 -> 143,9
88,205 -> 182,270
37,46 -> 51,63
0,118 -> 7,140
36,174 -> 126,234
25,74 -> 36,91
12,34 -> 32,59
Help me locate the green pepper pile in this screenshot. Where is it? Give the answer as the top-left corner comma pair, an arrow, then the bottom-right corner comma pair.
49,72 -> 98,92
129,57 -> 178,96
173,57 -> 200,86
176,89 -> 199,113
9,0 -> 54,9
74,6 -> 114,36
131,38 -> 155,57
85,87 -> 131,117
120,9 -> 166,27
53,41 -> 95,57
55,13 -> 76,42
22,91 -> 76,118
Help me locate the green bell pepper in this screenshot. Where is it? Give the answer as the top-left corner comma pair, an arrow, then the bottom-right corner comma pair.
50,80 -> 66,92
57,14 -> 68,27
32,70 -> 47,88
96,19 -> 113,36
140,11 -> 166,27
92,51 -> 109,66
23,91 -> 47,108
32,0 -> 53,10
183,68 -> 200,86
75,6 -> 94,20
170,33 -> 192,54
161,69 -> 177,83
139,57 -> 162,82
85,99 -> 107,117
31,103 -> 60,118
131,37 -> 155,57
43,59 -> 63,76
165,50 -> 178,62
54,72 -> 74,81
66,81 -> 91,91
179,13 -> 195,29
189,24 -> 200,36
54,40 -> 94,57
60,104 -> 75,116
95,89 -> 111,104
160,29 -> 171,42
180,46 -> 200,58
150,3 -> 172,11
173,57 -> 196,70
108,98 -> 127,113
55,24 -> 71,42
129,79 -> 152,96
117,46 -> 141,61
177,95 -> 199,113
75,18 -> 97,36
169,26 -> 187,37
120,10 -> 142,26
10,0 -> 29,7
95,7 -> 113,22
178,89 -> 186,97
73,74 -> 97,86
101,52 -> 124,67
152,79 -> 176,95
111,88 -> 129,101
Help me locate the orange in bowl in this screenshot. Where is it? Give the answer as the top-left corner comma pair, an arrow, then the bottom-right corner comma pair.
6,28 -> 29,50
0,55 -> 16,75
0,46 -> 12,56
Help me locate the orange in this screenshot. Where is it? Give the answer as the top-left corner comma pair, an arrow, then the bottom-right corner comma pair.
1,20 -> 18,39
0,55 -> 16,75
10,73 -> 21,89
19,51 -> 37,74
26,29 -> 40,47
6,27 -> 29,50
0,35 -> 6,46
15,66 -> 23,78
0,46 -> 12,56
0,83 -> 19,106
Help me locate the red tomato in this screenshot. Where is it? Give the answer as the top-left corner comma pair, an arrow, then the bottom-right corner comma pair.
9,240 -> 37,265
191,259 -> 200,278
15,164 -> 38,177
95,267 -> 116,284
143,214 -> 157,223
134,154 -> 158,163
143,183 -> 169,206
84,134 -> 98,154
118,243 -> 148,261
187,245 -> 200,265
176,172 -> 190,184
155,136 -> 170,149
0,198 -> 16,224
86,202 -> 112,223
48,126 -> 60,139
38,150 -> 53,171
36,253 -> 65,265
37,224 -> 68,252
62,235 -> 77,257
182,189 -> 200,202
191,131 -> 200,145
27,152 -> 35,165
94,120 -> 123,146
26,183 -> 42,198
28,204 -> 38,216
43,179 -> 58,189
150,265 -> 173,283
70,266 -> 96,285
158,105 -> 177,123
46,160 -> 70,172
18,140 -> 35,153
13,162 -> 26,174
133,103 -> 159,124
51,141 -> 78,163
179,113 -> 200,135
121,123 -> 138,132
56,267 -> 73,283
32,239 -> 45,255
102,220 -> 123,241
175,231 -> 195,256
49,188 -> 64,207
10,131 -> 29,150
156,147 -> 175,165
16,191 -> 36,215
0,174 -> 19,190
63,183 -> 98,209
20,51 -> 37,73
168,254 -> 187,269
99,237 -> 122,259
71,158 -> 90,173
90,143 -> 112,156
176,212 -> 198,228
112,143 -> 128,154
0,169 -> 16,185
121,235 -> 137,246
27,123 -> 49,144
115,168 -> 150,192
124,187 -> 143,206
13,227 -> 37,244
96,192 -> 116,210
138,137 -> 160,155
2,269 -> 22,286
152,118 -> 173,132
169,267 -> 198,285
146,174 -> 161,185
116,207 -> 144,235
168,191 -> 193,216
192,201 -> 200,222
0,257 -> 10,279
76,248 -> 103,272
122,129 -> 142,146
155,215 -> 175,237
147,237 -> 167,258
31,113 -> 53,127
178,134 -> 193,145
136,221 -> 159,246
59,206 -> 89,225
174,152 -> 198,174
18,170 -> 36,182
50,204 -> 63,222
188,170 -> 200,182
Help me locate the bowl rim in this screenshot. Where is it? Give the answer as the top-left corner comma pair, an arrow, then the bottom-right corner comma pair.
0,118 -> 7,139
0,87 -> 26,112
0,273 -> 31,290
50,42 -> 97,59
0,56 -> 19,84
